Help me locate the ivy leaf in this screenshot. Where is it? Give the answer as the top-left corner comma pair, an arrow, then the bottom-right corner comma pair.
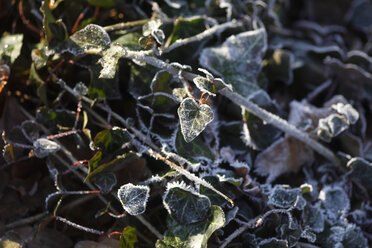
177,98 -> 214,143
331,103 -> 359,124
163,182 -> 211,224
267,185 -> 306,210
117,183 -> 150,216
193,76 -> 216,96
40,0 -> 68,53
302,203 -> 325,233
92,127 -> 131,153
156,205 -> 225,248
68,24 -> 111,55
319,185 -> 350,221
0,34 -> 23,65
317,114 -> 350,142
86,153 -> 138,181
33,138 -> 61,158
119,226 -> 138,248
143,19 -> 165,45
98,44 -> 126,78
347,157 -> 372,191
200,28 -> 267,97
94,172 -> 117,194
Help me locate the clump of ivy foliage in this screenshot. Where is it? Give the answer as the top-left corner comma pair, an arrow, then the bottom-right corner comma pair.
2,0 -> 372,247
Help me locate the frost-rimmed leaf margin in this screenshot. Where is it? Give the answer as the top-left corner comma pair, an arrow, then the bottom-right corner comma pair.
163,181 -> 211,224
177,97 -> 214,143
117,183 -> 150,216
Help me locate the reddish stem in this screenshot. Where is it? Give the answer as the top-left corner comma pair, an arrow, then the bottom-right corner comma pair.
19,0 -> 42,36
71,7 -> 89,34
108,231 -> 122,238
72,160 -> 89,166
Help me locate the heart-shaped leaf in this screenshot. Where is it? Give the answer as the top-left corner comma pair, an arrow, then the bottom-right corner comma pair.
177,98 -> 214,143
117,183 -> 150,216
163,182 -> 211,224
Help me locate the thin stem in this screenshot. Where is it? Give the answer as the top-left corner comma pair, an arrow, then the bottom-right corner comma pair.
103,19 -> 148,32
5,212 -> 49,230
162,20 -> 242,53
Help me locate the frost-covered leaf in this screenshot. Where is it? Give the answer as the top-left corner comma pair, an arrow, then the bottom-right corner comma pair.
302,203 -> 325,233
156,205 -> 224,248
73,82 -> 88,96
94,172 -> 117,194
331,103 -> 359,124
267,185 -> 306,210
98,45 -> 126,78
33,138 -> 61,158
119,226 -> 138,248
317,114 -> 350,142
280,224 -> 301,247
200,28 -> 267,97
342,224 -> 368,248
318,223 -> 367,248
143,19 -> 165,44
319,186 -> 350,221
0,34 -> 23,65
148,70 -> 178,111
301,228 -> 316,243
163,182 -> 211,224
177,98 -> 214,143
255,137 -> 314,183
347,157 -> 372,191
69,24 -> 111,55
117,183 -> 150,215
258,238 -> 288,248
199,176 -> 233,206
193,76 -> 216,96
92,126 -> 131,152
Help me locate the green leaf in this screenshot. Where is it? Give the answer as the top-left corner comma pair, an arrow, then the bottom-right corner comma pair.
149,70 -> 176,110
177,98 -> 214,143
94,172 -> 117,194
167,17 -> 205,45
347,157 -> 372,191
29,63 -> 48,106
92,127 -> 131,152
193,76 -> 216,96
68,24 -> 111,55
156,205 -> 225,248
199,176 -> 233,206
112,32 -> 142,51
175,128 -> 214,163
40,0 -> 68,53
119,226 -> 138,248
200,28 -> 267,97
0,33 -> 23,65
86,153 -> 138,181
163,182 -> 211,224
117,183 -> 150,215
